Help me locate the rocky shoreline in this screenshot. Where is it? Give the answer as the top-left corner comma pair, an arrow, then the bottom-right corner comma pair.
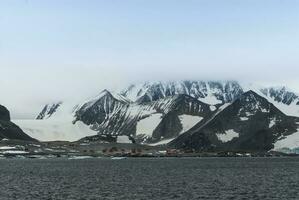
0,139 -> 297,159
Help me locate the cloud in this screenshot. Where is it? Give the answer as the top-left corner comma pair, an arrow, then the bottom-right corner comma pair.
1,64 -> 299,119
1,0 -> 299,118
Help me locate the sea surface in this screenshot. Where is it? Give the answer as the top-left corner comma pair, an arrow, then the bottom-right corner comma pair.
0,157 -> 298,200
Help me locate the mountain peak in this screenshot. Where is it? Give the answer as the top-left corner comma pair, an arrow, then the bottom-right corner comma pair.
121,80 -> 244,105
97,89 -> 130,104
242,90 -> 266,100
36,102 -> 62,120
234,90 -> 276,116
0,105 -> 10,121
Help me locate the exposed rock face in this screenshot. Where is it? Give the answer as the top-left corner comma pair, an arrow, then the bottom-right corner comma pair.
169,91 -> 298,152
36,102 -> 62,120
258,87 -> 299,117
136,95 -> 214,143
71,81 -> 242,143
121,81 -> 244,104
260,87 -> 299,105
0,105 -> 10,121
151,112 -> 182,141
74,90 -> 130,126
33,80 -> 299,151
74,91 -> 213,143
0,105 -> 36,141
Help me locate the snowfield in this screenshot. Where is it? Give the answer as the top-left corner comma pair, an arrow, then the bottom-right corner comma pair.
13,119 -> 97,142
274,130 -> 299,150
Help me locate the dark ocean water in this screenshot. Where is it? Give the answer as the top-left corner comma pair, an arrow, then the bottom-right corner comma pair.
0,157 -> 298,200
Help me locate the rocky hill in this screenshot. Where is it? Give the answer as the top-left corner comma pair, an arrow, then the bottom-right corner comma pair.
169,91 -> 299,152
0,105 -> 36,141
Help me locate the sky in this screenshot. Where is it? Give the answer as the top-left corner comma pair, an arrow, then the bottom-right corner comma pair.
0,0 -> 299,119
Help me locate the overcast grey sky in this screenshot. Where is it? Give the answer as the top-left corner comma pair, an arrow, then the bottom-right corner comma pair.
1,0 -> 299,119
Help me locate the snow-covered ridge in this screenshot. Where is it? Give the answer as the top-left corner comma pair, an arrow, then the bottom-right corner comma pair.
38,81 -> 299,122
36,102 -> 62,120
237,91 -> 272,117
258,87 -> 299,117
77,89 -> 130,113
121,80 -> 244,105
28,80 -> 299,146
260,86 -> 299,105
73,93 -> 213,140
30,86 -> 217,142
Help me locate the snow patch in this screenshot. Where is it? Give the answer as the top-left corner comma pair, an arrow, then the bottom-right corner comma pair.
148,138 -> 175,146
240,117 -> 249,121
116,136 -> 132,144
111,157 -> 126,160
2,150 -> 28,155
269,119 -> 276,128
245,112 -> 254,117
69,156 -> 94,160
179,115 -> 203,134
209,106 -> 217,111
199,95 -> 222,105
0,146 -> 17,150
217,129 -> 239,143
136,114 -> 163,137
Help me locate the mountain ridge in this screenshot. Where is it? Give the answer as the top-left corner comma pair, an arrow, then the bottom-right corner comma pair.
15,80 -> 299,153
169,90 -> 299,152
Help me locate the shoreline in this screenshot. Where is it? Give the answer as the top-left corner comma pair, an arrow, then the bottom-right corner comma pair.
0,139 -> 298,159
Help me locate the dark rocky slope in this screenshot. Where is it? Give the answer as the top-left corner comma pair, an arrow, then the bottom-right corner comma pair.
169,91 -> 298,152
0,105 -> 36,141
74,91 -> 214,143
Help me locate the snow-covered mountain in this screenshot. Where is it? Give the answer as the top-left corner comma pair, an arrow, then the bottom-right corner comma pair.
74,90 -> 214,143
259,87 -> 299,117
14,80 -> 299,152
261,86 -> 299,105
169,91 -> 298,152
36,102 -> 62,120
121,81 -> 244,105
